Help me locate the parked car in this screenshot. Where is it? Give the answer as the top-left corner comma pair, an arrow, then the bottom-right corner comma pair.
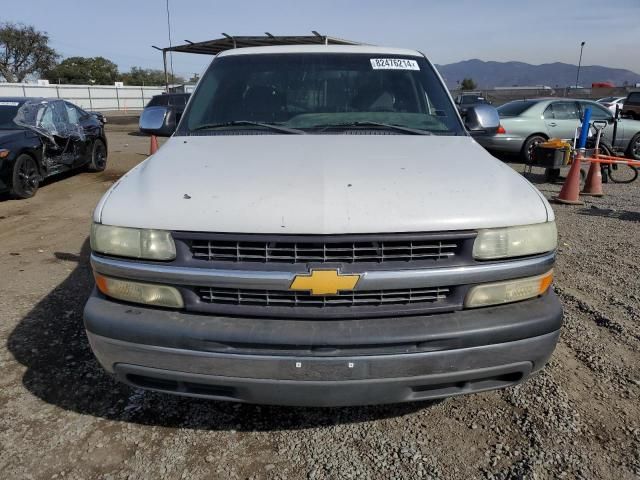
139,93 -> 190,133
475,98 -> 640,162
621,91 -> 640,120
454,93 -> 490,115
0,97 -> 108,198
86,45 -> 561,407
596,96 -> 625,114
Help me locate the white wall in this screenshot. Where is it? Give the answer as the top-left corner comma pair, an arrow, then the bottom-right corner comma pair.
0,83 -> 165,111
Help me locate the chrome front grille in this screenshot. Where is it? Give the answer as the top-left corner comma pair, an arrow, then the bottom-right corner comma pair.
197,286 -> 451,308
190,238 -> 460,263
171,231 -> 476,318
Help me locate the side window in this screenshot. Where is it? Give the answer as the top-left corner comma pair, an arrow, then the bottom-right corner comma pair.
627,92 -> 640,104
37,105 -> 55,131
550,102 -> 579,120
583,103 -> 612,120
50,101 -> 69,130
543,104 -> 555,119
65,103 -> 80,125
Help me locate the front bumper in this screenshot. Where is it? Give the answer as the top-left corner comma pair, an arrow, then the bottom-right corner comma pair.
84,290 -> 563,406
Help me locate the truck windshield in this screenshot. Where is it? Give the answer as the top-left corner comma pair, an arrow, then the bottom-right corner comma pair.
180,53 -> 464,136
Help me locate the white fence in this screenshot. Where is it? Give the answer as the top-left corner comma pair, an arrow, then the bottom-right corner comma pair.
0,83 -> 165,112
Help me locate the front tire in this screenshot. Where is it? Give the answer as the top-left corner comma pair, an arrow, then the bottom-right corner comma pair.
521,134 -> 547,163
88,139 -> 107,172
11,154 -> 40,199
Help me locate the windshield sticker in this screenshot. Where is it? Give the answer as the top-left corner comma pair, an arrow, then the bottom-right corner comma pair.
370,58 -> 420,70
0,101 -> 20,106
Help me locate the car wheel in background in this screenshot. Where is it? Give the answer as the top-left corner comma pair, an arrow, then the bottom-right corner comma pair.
522,134 -> 547,163
88,139 -> 108,172
11,154 -> 40,199
626,133 -> 640,161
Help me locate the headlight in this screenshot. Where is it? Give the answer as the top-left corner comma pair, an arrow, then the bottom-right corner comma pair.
465,270 -> 553,308
94,273 -> 184,308
0,149 -> 10,158
473,222 -> 557,260
90,223 -> 176,260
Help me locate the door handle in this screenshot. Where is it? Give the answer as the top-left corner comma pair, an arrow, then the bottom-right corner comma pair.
548,122 -> 557,127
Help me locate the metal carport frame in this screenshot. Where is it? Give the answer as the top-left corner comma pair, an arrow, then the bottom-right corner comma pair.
152,32 -> 362,91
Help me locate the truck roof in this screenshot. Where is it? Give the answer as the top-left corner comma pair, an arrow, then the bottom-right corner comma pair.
218,44 -> 424,58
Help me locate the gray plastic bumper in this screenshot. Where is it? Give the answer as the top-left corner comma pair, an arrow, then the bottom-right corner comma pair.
84,291 -> 563,407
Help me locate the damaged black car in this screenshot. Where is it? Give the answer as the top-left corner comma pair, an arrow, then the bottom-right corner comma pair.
0,97 -> 107,199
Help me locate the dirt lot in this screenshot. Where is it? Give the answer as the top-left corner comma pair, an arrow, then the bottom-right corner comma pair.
0,122 -> 639,480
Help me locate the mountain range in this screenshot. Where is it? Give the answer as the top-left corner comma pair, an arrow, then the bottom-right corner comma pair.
435,59 -> 640,89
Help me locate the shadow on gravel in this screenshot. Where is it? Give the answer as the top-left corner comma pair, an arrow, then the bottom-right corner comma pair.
7,239 -> 431,431
578,207 -> 640,222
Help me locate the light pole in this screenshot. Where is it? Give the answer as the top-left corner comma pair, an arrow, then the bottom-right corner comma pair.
575,41 -> 586,89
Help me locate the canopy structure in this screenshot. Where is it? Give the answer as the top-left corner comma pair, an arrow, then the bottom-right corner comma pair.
152,32 -> 362,91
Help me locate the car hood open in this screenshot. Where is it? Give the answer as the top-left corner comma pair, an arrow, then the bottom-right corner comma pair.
97,134 -> 551,233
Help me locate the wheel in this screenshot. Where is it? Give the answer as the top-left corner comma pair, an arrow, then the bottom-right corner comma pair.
608,163 -> 638,184
521,135 -> 547,163
10,154 -> 40,199
88,139 -> 107,172
626,133 -> 640,161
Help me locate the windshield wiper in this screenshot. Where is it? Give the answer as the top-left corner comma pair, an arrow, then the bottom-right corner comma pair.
191,121 -> 305,134
316,121 -> 433,135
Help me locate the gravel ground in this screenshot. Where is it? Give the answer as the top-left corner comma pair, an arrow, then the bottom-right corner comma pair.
0,126 -> 639,479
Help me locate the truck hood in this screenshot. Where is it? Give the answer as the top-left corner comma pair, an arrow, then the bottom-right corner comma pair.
97,134 -> 551,233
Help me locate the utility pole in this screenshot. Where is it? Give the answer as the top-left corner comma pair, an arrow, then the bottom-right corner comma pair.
575,41 -> 586,89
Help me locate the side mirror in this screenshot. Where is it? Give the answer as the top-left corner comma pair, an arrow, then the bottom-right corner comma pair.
139,106 -> 177,137
464,104 -> 500,135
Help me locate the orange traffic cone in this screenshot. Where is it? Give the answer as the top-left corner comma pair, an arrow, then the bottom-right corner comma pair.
149,135 -> 159,155
552,155 -> 584,205
581,160 -> 604,197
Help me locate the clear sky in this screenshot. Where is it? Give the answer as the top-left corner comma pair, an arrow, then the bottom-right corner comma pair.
4,0 -> 640,78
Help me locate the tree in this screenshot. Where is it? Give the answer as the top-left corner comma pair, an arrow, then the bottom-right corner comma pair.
460,78 -> 477,91
121,67 -> 184,86
0,22 -> 58,82
44,56 -> 119,84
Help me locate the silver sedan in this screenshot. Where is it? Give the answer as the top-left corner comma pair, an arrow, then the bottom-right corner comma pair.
474,98 -> 640,162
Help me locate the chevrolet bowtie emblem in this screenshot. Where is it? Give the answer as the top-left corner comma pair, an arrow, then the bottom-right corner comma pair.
289,269 -> 361,295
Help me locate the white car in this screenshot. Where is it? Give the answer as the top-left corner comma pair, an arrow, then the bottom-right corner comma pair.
597,96 -> 625,114
85,44 -> 562,407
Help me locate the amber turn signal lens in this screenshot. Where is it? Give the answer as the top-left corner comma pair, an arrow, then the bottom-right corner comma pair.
94,272 -> 184,308
464,270 -> 553,308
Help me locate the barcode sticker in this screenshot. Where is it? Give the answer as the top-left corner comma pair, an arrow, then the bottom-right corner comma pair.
370,58 -> 420,70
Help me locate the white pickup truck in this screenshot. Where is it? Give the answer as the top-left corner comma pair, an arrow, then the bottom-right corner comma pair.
84,45 -> 562,407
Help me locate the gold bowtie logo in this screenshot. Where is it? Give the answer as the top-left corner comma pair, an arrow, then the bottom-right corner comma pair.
289,269 -> 361,295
